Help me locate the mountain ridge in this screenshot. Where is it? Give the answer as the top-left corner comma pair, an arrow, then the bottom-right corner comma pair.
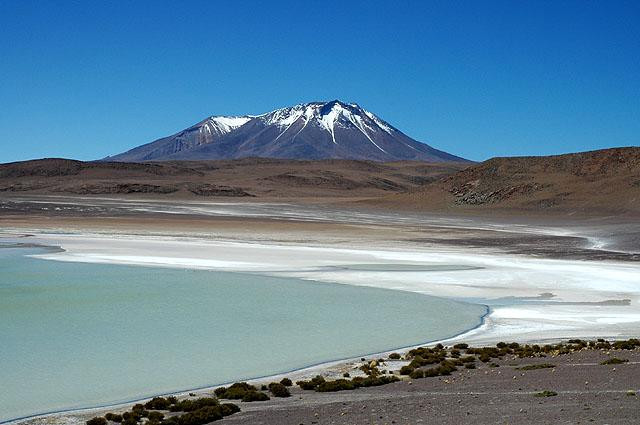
105,100 -> 466,163
368,146 -> 640,217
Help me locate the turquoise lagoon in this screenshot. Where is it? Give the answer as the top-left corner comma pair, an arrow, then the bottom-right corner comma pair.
0,246 -> 486,422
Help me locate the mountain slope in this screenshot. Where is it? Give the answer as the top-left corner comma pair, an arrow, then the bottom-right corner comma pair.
106,101 -> 465,162
370,147 -> 640,216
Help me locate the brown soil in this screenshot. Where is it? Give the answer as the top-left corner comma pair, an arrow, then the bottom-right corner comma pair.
0,158 -> 465,199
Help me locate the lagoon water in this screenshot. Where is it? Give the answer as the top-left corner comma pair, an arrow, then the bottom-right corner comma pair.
0,246 -> 486,422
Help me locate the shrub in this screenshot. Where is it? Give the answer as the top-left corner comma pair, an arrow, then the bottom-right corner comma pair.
220,403 -> 240,416
612,339 -> 640,350
423,368 -> 440,378
104,413 -> 122,423
296,375 -> 325,390
280,378 -> 293,386
399,365 -> 414,375
170,397 -> 219,412
358,375 -> 399,387
173,405 -> 223,425
144,397 -> 172,410
87,418 -> 107,425
132,404 -> 144,412
213,387 -> 226,397
122,411 -> 141,422
600,358 -> 629,365
409,369 -> 424,379
450,349 -> 460,358
268,382 -> 291,397
147,412 -> 164,422
534,390 -> 558,397
260,385 -> 267,391
316,379 -> 356,392
217,383 -> 256,400
343,372 -> 350,377
241,391 -> 270,402
388,352 -> 401,360
453,343 -> 469,349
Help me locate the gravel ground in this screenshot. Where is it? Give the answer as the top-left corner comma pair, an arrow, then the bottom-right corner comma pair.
221,349 -> 640,425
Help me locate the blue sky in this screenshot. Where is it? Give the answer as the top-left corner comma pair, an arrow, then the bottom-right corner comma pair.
1,0 -> 638,163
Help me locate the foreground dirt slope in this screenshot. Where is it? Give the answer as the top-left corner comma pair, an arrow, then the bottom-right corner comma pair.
372,147 -> 640,216
0,158 -> 467,199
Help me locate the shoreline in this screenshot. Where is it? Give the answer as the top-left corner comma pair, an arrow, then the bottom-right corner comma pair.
1,238 -> 490,425
2,207 -> 639,424
1,299 -> 491,425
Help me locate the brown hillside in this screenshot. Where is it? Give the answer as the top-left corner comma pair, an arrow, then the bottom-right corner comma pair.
0,158 -> 467,200
372,147 -> 640,217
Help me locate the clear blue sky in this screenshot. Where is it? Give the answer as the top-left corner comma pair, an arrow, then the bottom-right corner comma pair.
1,0 -> 638,163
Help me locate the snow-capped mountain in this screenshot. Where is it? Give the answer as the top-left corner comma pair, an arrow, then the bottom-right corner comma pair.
105,101 -> 466,162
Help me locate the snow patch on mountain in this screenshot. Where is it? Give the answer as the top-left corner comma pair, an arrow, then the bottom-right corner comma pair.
201,116 -> 251,136
258,101 -> 394,150
363,110 -> 394,134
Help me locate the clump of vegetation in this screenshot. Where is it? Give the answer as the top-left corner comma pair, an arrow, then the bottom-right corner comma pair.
612,338 -> 640,350
388,352 -> 401,360
399,365 -> 415,375
220,403 -> 240,415
343,372 -> 350,378
404,359 -> 458,380
279,378 -> 293,386
534,390 -> 558,397
627,390 -> 637,397
601,357 -> 629,365
104,413 -> 123,423
214,382 -> 257,400
170,397 -> 219,412
516,363 -> 555,370
298,373 -> 398,393
409,369 -> 424,379
316,379 -> 357,392
296,375 -> 326,390
147,411 -> 164,422
268,382 -> 291,397
144,396 -> 175,410
453,343 -> 469,349
241,391 -> 270,402
121,409 -> 144,425
162,404 -> 235,425
91,395 -> 239,425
